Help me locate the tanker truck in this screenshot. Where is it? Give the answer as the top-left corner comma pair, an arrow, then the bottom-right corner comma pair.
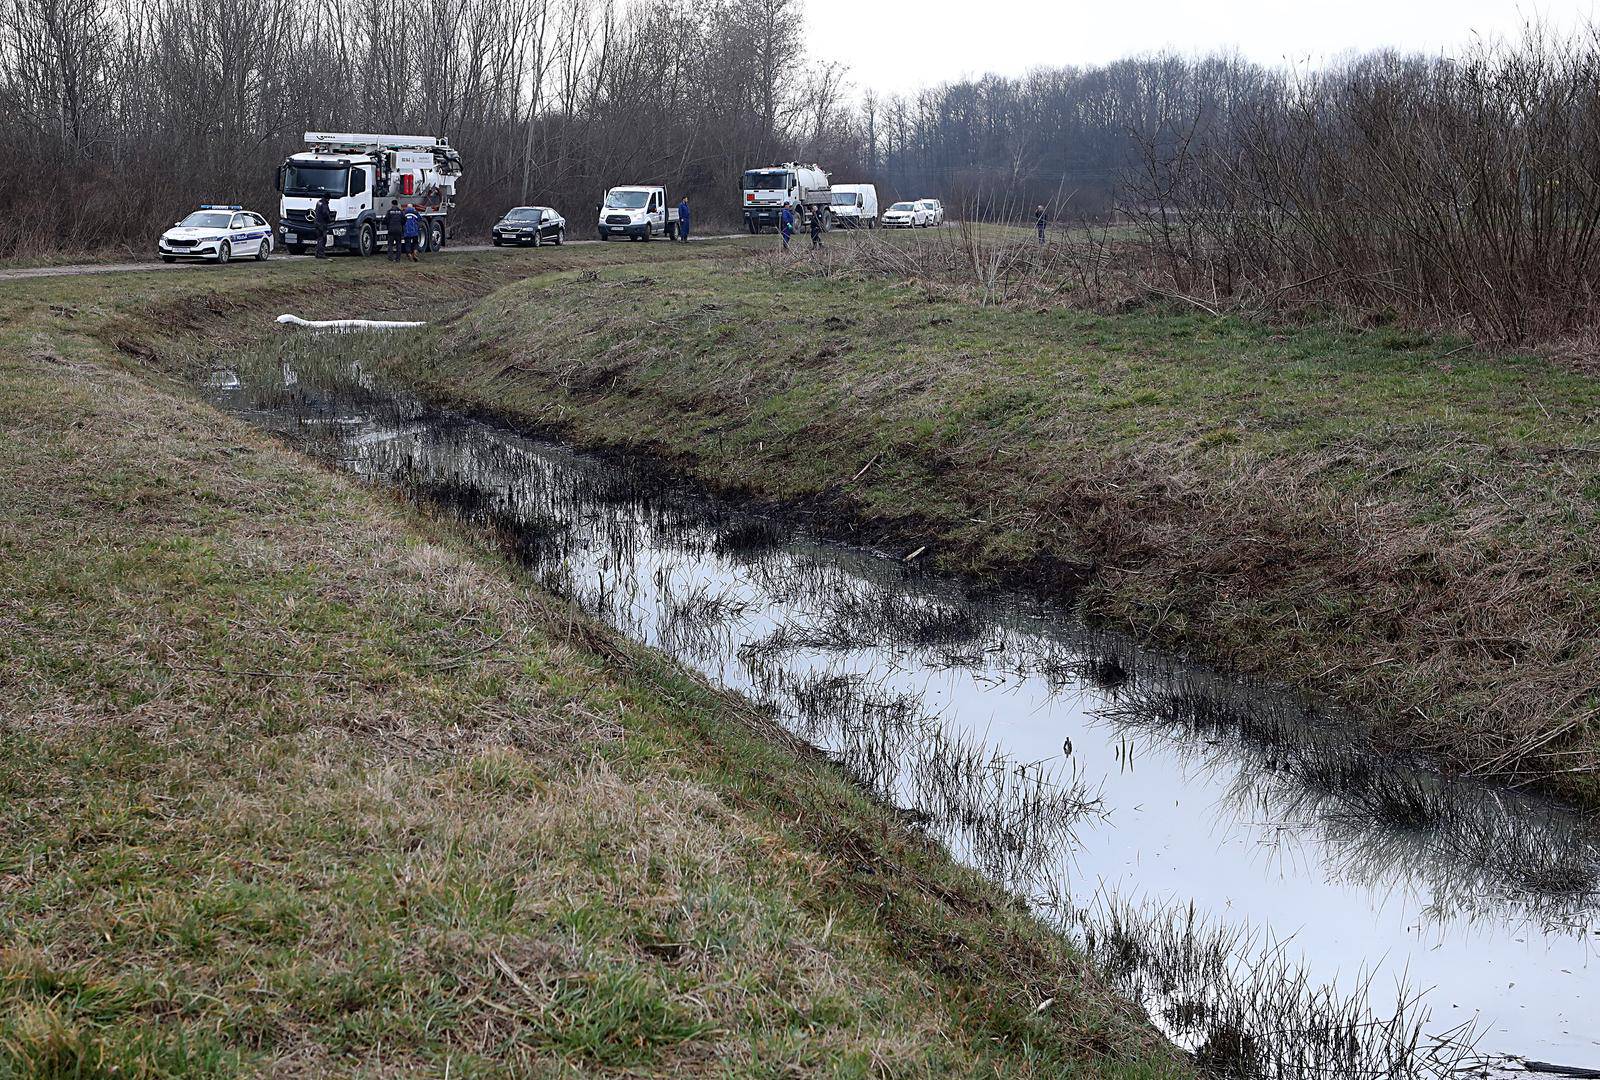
275,132 -> 462,256
741,162 -> 831,233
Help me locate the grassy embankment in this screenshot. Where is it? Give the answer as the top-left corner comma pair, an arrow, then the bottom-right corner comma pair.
368,240 -> 1600,802
0,249 -> 1188,1077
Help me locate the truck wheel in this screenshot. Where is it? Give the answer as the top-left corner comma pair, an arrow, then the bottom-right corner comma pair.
429,220 -> 444,251
217,241 -> 231,264
747,220 -> 758,234
359,224 -> 376,257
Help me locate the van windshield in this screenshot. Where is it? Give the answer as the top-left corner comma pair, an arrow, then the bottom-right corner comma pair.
830,192 -> 860,206
605,190 -> 650,209
283,163 -> 350,197
743,170 -> 791,190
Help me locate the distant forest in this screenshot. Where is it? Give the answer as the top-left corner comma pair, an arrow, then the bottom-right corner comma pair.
6,1 -> 1600,338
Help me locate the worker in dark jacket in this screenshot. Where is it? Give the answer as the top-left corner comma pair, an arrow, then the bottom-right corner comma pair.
779,206 -> 794,251
677,196 -> 690,243
313,195 -> 333,258
384,200 -> 405,261
810,211 -> 823,249
1034,204 -> 1047,244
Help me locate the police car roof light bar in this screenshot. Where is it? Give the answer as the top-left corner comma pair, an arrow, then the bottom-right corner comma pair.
200,204 -> 243,210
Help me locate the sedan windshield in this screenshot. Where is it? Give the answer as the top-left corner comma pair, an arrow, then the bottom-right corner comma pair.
503,208 -> 543,222
743,171 -> 791,190
605,190 -> 649,209
889,202 -> 915,211
283,164 -> 349,197
178,211 -> 233,229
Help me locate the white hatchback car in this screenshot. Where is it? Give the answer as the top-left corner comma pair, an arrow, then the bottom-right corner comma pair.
881,201 -> 929,228
159,205 -> 274,263
918,199 -> 945,225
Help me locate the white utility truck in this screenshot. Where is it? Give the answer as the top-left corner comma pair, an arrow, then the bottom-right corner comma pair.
742,163 -> 831,233
275,132 -> 462,256
829,184 -> 879,228
596,185 -> 679,240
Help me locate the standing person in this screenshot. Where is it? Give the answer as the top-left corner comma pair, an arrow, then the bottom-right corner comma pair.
810,210 -> 823,249
1034,204 -> 1048,245
779,205 -> 794,252
677,196 -> 691,243
402,204 -> 423,262
313,195 -> 333,259
384,200 -> 405,261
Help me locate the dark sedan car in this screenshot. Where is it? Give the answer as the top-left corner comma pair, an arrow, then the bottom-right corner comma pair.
491,206 -> 566,246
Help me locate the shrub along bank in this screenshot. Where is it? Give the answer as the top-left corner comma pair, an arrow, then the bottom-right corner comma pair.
377,255 -> 1600,804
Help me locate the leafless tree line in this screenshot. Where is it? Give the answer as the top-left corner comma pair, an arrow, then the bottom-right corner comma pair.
858,25 -> 1600,340
1123,24 -> 1600,340
0,0 -> 868,255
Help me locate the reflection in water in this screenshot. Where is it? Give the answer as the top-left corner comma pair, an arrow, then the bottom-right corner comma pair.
209,335 -> 1600,1077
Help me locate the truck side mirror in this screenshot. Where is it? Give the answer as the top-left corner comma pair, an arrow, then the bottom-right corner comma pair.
273,166 -> 283,193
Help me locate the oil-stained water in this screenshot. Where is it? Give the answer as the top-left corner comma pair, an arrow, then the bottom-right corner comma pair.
208,335 -> 1600,1077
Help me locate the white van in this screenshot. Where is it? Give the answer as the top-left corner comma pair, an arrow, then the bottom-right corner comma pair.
597,185 -> 679,240
829,184 -> 879,228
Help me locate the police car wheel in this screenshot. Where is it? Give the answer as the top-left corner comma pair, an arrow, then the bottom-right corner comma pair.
217,241 -> 231,264
255,238 -> 269,261
161,255 -> 176,263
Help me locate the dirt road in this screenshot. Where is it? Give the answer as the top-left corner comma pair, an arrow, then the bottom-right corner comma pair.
0,235 -> 755,283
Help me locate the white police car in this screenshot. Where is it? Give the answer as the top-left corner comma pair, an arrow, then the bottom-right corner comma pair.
158,205 -> 274,264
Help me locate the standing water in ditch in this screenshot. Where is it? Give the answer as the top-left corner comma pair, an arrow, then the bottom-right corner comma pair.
207,333 -> 1600,1077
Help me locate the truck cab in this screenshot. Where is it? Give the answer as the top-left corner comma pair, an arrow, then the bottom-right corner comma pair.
275,132 -> 461,256
597,186 -> 677,240
742,163 -> 831,232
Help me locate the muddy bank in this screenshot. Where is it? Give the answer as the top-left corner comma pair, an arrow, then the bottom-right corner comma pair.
353,259 -> 1600,806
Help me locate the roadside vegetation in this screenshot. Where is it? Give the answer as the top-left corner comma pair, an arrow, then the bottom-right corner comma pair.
351,235 -> 1600,803
0,251 -> 1189,1077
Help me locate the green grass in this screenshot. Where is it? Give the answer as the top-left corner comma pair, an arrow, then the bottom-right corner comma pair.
0,253 -> 1187,1077
353,251 -> 1600,802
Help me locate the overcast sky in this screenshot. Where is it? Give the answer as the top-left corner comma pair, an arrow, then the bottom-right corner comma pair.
807,1 -> 1596,95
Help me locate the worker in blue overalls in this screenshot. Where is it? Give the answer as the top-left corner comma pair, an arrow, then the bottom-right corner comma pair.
402,205 -> 423,262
